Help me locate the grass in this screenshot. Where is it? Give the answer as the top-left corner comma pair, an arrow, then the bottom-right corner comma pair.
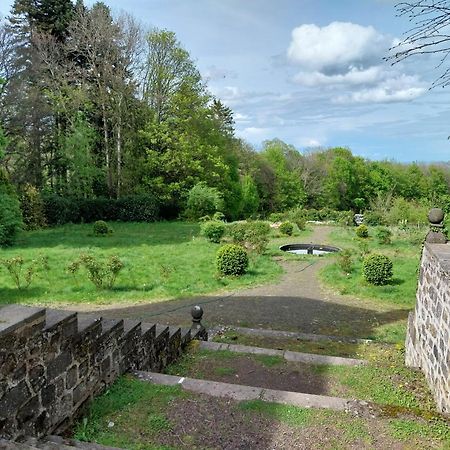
320,225 -> 423,307
73,376 -> 185,449
76,375 -> 450,449
0,221 -> 293,306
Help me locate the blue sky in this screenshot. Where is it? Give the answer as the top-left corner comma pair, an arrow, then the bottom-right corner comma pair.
1,0 -> 449,162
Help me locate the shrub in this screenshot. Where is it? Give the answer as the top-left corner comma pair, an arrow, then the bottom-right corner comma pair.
201,221 -> 226,243
93,220 -> 112,236
216,244 -> 249,276
376,227 -> 392,245
362,254 -> 393,286
268,213 -> 284,223
185,183 -> 223,220
0,255 -> 48,289
279,221 -> 294,236
337,249 -> 353,274
364,211 -> 385,226
0,192 -> 23,247
285,208 -> 307,230
212,211 -> 226,222
357,240 -> 370,260
68,254 -> 124,290
228,221 -> 270,254
356,224 -> 369,238
20,184 -> 46,230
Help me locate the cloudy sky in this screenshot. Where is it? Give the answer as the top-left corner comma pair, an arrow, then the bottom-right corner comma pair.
1,0 -> 449,162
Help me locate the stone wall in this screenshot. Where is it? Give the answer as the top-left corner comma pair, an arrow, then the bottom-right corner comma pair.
0,305 -> 206,441
405,243 -> 450,413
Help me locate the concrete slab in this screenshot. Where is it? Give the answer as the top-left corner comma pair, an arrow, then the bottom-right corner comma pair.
182,378 -> 262,401
200,341 -> 230,351
284,350 -> 366,366
201,340 -> 366,366
261,388 -> 349,411
134,371 -> 183,386
215,326 -> 373,344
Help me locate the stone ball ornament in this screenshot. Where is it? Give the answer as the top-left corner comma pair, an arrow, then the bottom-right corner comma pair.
191,305 -> 204,322
428,208 -> 444,225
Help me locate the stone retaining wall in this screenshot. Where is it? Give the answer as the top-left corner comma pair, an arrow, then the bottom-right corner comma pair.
406,243 -> 450,413
0,305 -> 206,441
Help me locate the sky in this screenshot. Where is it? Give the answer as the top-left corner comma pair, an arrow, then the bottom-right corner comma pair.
1,0 -> 450,162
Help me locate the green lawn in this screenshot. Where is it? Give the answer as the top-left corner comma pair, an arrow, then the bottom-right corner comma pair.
0,221 -> 286,306
320,226 -> 423,308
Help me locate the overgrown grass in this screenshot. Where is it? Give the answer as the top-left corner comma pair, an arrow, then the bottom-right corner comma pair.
320,226 -> 423,307
0,221 -> 290,306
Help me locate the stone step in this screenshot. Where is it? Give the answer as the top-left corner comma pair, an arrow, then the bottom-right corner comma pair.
44,309 -> 78,338
44,435 -> 123,449
0,439 -> 39,449
134,370 -> 351,411
0,305 -> 46,337
211,326 -> 374,344
200,341 -> 367,366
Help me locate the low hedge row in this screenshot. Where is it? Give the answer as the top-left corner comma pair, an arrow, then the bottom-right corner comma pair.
42,194 -> 160,225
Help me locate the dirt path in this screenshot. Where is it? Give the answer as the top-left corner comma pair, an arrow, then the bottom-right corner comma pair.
71,225 -> 410,338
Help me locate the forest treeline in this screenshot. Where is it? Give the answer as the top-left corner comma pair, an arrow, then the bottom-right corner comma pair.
1,0 -> 450,223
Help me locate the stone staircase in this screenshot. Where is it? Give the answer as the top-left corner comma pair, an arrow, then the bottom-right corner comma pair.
0,304 -> 207,445
133,335 -> 370,413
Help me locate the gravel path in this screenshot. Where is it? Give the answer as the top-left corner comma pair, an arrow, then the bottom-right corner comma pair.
71,225 -> 410,338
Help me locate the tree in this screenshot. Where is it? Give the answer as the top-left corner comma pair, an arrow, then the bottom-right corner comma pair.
261,139 -> 307,211
142,29 -> 203,123
389,1 -> 450,87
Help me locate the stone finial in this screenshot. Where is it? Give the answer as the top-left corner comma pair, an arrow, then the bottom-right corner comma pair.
191,305 -> 207,340
191,305 -> 204,328
425,208 -> 447,244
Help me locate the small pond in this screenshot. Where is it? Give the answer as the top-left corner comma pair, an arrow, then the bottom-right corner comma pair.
279,244 -> 340,256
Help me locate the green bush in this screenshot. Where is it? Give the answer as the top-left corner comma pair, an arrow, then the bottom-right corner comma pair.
201,221 -> 226,243
185,183 -> 223,220
337,249 -> 353,274
356,224 -> 369,238
68,254 -> 124,290
212,211 -> 226,222
20,184 -> 46,230
93,220 -> 112,236
364,211 -> 385,226
279,221 -> 294,236
268,213 -> 284,223
216,244 -> 249,276
0,255 -> 48,289
376,227 -> 392,245
0,192 -> 23,247
228,221 -> 270,254
362,254 -> 393,286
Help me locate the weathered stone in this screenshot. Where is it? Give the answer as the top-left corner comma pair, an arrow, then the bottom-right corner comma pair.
47,352 -> 72,381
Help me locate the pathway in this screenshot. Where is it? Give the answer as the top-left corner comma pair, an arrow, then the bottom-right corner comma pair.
78,225 -> 409,339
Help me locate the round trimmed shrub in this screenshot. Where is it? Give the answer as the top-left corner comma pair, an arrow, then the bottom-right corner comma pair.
362,254 -> 393,285
93,220 -> 112,236
201,221 -> 226,243
356,224 -> 369,238
279,221 -> 294,236
216,244 -> 249,276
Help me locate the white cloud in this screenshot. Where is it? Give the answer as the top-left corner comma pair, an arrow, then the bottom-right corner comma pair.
294,66 -> 384,86
203,65 -> 237,81
287,22 -> 389,74
287,21 -> 426,104
333,74 -> 427,104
